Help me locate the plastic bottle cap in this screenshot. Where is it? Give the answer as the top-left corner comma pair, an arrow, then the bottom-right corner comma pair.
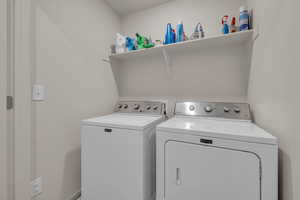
240,6 -> 248,12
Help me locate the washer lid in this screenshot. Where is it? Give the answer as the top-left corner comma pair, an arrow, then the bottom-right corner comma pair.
82,113 -> 163,130
157,116 -> 277,145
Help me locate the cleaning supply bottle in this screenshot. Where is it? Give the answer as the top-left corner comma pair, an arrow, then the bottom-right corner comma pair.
239,6 -> 250,31
126,37 -> 136,51
172,29 -> 176,43
136,33 -> 146,49
176,21 -> 184,43
221,15 -> 230,34
164,23 -> 176,44
230,17 -> 237,33
190,23 -> 205,40
116,33 -> 126,53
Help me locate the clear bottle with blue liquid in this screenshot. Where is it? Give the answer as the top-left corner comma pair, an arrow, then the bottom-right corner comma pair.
239,6 -> 250,31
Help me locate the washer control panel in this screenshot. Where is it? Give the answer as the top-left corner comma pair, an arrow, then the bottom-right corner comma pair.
175,102 -> 251,121
114,101 -> 166,115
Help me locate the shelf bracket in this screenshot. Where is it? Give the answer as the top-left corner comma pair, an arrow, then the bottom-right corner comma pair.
162,48 -> 171,74
102,58 -> 111,64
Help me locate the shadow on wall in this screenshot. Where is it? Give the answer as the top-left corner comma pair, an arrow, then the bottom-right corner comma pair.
60,148 -> 81,200
278,149 -> 293,200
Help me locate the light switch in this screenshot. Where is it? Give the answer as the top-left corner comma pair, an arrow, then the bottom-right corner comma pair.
32,84 -> 46,101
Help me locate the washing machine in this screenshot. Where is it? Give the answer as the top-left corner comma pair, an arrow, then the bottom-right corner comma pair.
156,101 -> 278,200
81,101 -> 166,200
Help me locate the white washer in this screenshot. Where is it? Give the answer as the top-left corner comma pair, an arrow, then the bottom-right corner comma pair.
81,101 -> 166,200
156,102 -> 278,200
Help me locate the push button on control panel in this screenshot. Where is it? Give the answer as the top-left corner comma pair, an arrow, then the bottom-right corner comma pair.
189,105 -> 196,111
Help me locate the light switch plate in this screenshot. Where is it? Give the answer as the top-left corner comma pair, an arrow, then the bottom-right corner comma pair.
31,177 -> 42,197
32,84 -> 45,101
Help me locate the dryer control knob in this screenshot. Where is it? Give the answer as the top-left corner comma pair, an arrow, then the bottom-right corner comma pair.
204,106 -> 213,113
133,104 -> 140,110
153,106 -> 159,110
234,107 -> 241,113
117,104 -> 122,109
146,105 -> 151,110
224,107 -> 230,112
123,104 -> 128,109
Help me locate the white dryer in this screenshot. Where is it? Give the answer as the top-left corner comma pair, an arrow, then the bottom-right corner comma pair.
156,102 -> 278,200
81,101 -> 166,200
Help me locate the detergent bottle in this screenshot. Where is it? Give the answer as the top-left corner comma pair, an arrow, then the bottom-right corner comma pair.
126,37 -> 136,51
116,33 -> 126,53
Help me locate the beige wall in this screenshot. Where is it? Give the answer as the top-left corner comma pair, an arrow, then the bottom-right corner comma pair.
34,0 -> 120,199
116,0 -> 251,102
247,0 -> 300,200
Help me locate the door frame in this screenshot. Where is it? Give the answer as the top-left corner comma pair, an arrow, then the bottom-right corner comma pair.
0,0 -> 8,199
0,0 -> 33,199
13,0 -> 33,199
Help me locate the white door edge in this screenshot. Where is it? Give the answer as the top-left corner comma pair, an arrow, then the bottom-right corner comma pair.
13,0 -> 33,200
0,0 -> 8,199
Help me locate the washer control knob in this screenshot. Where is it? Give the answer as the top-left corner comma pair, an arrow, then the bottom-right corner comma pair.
204,106 -> 213,113
117,104 -> 122,109
123,104 -> 128,109
189,105 -> 196,111
224,107 -> 230,113
133,104 -> 140,110
146,105 -> 151,110
153,105 -> 159,110
234,107 -> 241,113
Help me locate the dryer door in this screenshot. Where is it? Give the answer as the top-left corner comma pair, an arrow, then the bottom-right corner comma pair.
165,141 -> 261,200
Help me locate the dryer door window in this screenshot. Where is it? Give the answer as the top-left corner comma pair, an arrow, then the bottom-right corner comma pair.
165,141 -> 261,200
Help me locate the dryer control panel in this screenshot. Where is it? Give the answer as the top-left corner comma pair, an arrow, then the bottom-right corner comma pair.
175,102 -> 251,121
114,101 -> 166,115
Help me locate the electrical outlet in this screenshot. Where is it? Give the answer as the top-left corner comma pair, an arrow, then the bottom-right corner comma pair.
31,177 -> 42,197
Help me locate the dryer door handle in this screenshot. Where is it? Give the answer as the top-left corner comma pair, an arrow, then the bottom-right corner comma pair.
176,168 -> 181,185
200,138 -> 213,144
104,128 -> 112,133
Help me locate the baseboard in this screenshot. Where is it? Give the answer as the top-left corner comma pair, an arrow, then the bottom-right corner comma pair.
66,190 -> 81,200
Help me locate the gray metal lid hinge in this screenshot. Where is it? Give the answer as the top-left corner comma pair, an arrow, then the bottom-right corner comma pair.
6,96 -> 13,110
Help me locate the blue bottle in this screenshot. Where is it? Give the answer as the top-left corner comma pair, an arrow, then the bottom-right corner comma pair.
176,21 -> 184,42
164,23 -> 176,44
222,15 -> 230,34
126,37 -> 136,51
239,6 -> 250,31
